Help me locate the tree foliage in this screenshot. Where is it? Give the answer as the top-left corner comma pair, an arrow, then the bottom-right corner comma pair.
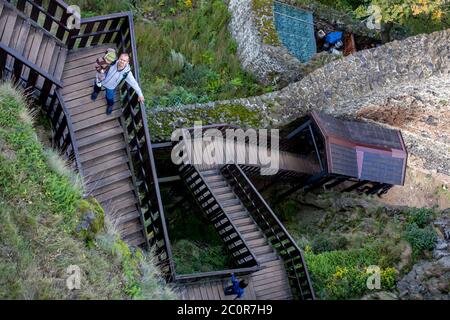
355,0 -> 447,25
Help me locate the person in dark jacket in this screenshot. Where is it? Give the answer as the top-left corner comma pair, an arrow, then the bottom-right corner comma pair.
224,273 -> 248,299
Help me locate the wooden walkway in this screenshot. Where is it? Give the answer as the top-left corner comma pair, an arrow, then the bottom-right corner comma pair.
60,45 -> 146,246
186,138 -> 321,174
175,168 -> 293,300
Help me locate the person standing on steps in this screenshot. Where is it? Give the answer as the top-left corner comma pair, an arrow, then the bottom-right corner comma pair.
224,273 -> 248,300
91,52 -> 145,115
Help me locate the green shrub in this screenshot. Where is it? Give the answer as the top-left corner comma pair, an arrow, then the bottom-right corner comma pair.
312,236 -> 349,253
304,245 -> 398,299
172,240 -> 233,274
406,207 -> 435,228
404,223 -> 437,255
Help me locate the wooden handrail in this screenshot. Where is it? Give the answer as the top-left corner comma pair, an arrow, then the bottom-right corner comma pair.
54,89 -> 84,178
178,163 -> 259,268
79,11 -> 130,24
174,265 -> 260,283
0,43 -> 63,88
110,12 -> 176,280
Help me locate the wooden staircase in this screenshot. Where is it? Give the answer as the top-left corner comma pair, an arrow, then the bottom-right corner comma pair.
199,167 -> 293,299
176,164 -> 294,300
60,45 -> 146,247
0,1 -> 66,82
0,1 -> 148,248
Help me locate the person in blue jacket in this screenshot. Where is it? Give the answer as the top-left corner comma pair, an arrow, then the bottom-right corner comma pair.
224,273 -> 248,299
317,30 -> 344,53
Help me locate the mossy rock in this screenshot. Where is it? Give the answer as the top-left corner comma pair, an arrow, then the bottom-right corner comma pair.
75,196 -> 105,246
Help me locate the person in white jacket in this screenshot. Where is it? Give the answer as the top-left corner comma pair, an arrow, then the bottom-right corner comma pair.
91,53 -> 145,115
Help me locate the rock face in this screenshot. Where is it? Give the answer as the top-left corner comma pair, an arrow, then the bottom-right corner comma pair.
227,0 -> 304,85
397,215 -> 450,300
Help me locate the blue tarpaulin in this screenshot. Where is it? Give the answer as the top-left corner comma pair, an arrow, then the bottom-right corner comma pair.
273,1 -> 316,63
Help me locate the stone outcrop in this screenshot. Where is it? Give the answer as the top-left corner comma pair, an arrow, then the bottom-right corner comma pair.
397,214 -> 450,300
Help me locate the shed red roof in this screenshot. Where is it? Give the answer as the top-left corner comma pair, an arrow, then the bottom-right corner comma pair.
311,111 -> 407,185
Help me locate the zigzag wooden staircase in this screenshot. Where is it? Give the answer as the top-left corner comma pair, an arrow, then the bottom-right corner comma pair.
0,0 -> 316,300
174,162 -> 315,300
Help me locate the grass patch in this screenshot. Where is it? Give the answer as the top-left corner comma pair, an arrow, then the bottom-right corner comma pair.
271,192 -> 440,299
148,103 -> 270,140
72,0 -> 272,108
164,202 -> 234,275
0,83 -> 175,299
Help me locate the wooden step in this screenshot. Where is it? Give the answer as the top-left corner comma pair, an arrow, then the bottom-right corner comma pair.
79,141 -> 126,163
253,245 -> 274,256
65,91 -> 120,109
103,193 -> 137,214
201,169 -> 219,177
84,162 -> 130,185
233,217 -> 253,227
227,211 -> 248,220
71,103 -> 122,123
247,238 -> 267,248
75,120 -> 121,140
82,149 -> 126,170
123,230 -> 146,247
83,154 -> 128,177
86,170 -> 131,194
63,69 -> 102,86
208,180 -> 227,188
222,204 -> 245,214
111,205 -> 139,220
256,252 -> 278,264
64,53 -> 102,71
62,63 -> 96,79
62,78 -> 104,95
92,179 -> 134,199
204,175 -> 223,183
65,45 -> 112,63
241,230 -> 264,241
219,198 -> 241,208
74,110 -> 122,132
96,184 -> 134,203
77,126 -> 123,148
210,186 -> 232,195
237,223 -> 259,234
253,278 -> 290,293
258,289 -> 292,301
79,134 -> 124,155
215,192 -> 235,202
118,218 -> 143,235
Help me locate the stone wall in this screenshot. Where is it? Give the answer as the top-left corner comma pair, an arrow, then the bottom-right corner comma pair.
227,0 -> 304,86
225,0 -> 394,86
149,29 -> 450,175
